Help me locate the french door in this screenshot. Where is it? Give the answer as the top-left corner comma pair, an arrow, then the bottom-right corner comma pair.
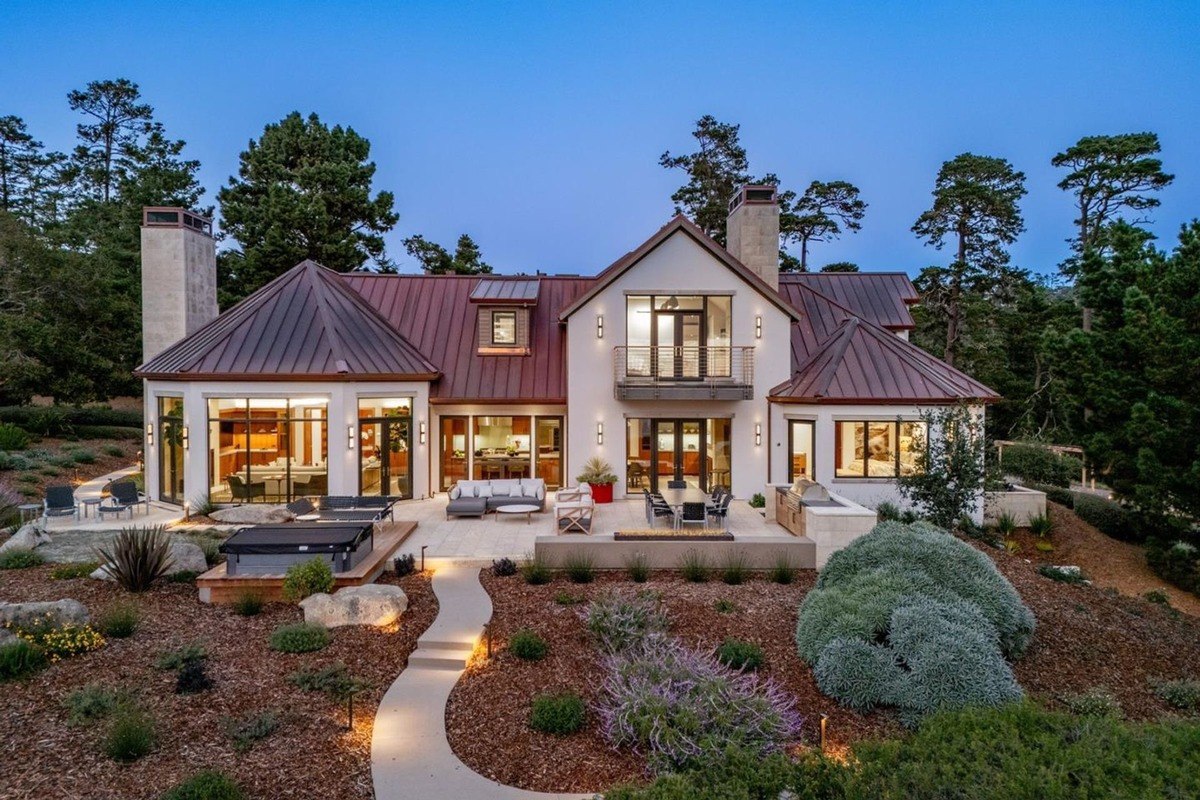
359,417 -> 412,498
654,311 -> 704,379
652,419 -> 706,491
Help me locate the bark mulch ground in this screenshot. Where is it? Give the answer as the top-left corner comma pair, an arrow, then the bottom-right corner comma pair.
0,566 -> 436,800
446,571 -> 901,794
449,543 -> 1200,794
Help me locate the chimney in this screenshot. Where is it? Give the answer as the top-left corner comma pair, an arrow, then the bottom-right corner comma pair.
140,207 -> 217,363
726,185 -> 780,290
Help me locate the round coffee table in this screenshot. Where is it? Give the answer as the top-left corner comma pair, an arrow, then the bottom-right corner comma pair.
495,504 -> 540,524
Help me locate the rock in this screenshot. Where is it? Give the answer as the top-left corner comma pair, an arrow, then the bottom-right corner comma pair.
167,541 -> 209,575
0,599 -> 90,628
90,565 -> 115,581
0,628 -> 16,647
1052,565 -> 1082,576
210,505 -> 295,525
300,584 -> 408,628
0,523 -> 51,554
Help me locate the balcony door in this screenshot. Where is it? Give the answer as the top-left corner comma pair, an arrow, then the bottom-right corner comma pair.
654,311 -> 703,380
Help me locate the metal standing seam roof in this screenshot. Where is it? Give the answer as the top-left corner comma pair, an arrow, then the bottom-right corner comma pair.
134,260 -> 440,381
781,272 -> 918,330
468,277 -> 541,304
342,273 -> 594,403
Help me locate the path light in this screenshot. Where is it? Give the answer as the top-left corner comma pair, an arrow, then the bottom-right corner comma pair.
420,545 -> 428,573
183,501 -> 191,521
820,713 -> 828,753
484,622 -> 493,659
346,684 -> 363,731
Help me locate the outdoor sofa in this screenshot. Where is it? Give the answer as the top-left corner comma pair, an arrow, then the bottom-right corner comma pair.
446,478 -> 546,518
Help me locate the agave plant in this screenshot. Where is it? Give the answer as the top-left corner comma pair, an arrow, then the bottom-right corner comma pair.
95,526 -> 173,592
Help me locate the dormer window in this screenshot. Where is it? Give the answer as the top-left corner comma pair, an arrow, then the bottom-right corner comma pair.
478,307 -> 530,354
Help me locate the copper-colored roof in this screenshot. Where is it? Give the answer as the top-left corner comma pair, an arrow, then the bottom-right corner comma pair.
135,261 -> 440,381
558,214 -> 802,322
342,273 -> 593,403
780,272 -> 917,330
469,277 -> 541,304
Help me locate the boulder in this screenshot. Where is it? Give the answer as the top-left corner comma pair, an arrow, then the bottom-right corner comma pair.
0,599 -> 90,628
0,523 -> 51,554
210,505 -> 295,525
300,584 -> 408,628
167,541 -> 209,575
90,565 -> 115,582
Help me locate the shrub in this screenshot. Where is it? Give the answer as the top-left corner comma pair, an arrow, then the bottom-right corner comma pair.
222,710 -> 280,752
1034,540 -> 1054,553
716,638 -> 764,671
554,591 -> 584,606
812,637 -> 903,712
599,636 -> 802,773
1000,443 -> 1080,488
624,552 -> 650,583
1062,687 -> 1122,718
100,444 -> 125,458
176,658 -> 214,694
806,521 -> 1035,659
875,501 -> 901,521
519,552 -> 552,585
1144,588 -> 1171,606
50,561 -> 99,579
1151,679 -> 1200,711
64,684 -> 128,727
530,692 -> 586,735
509,628 -> 548,661
994,511 -> 1017,537
491,557 -> 517,577
720,551 -> 749,585
230,591 -> 264,617
12,619 -> 105,661
0,548 -> 44,569
165,570 -> 201,584
190,494 -> 220,518
0,405 -> 142,434
289,662 -> 368,699
1146,538 -> 1199,595
160,771 -> 245,800
392,553 -> 415,576
1038,564 -> 1088,584
70,448 -> 96,464
748,493 -> 766,509
94,526 -> 172,591
155,643 -> 207,671
1028,512 -> 1053,538
898,405 -> 986,528
103,708 -> 156,762
1025,481 -> 1076,507
0,423 -> 31,451
98,602 -> 139,638
562,551 -> 596,583
0,640 -> 48,681
269,622 -> 330,653
713,598 -> 738,614
679,549 -> 709,582
769,554 -> 796,585
584,591 -> 669,654
281,558 -> 334,602
198,539 -> 222,567
1073,493 -> 1137,542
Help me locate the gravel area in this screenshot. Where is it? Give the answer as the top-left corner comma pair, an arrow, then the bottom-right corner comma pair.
0,566 -> 436,799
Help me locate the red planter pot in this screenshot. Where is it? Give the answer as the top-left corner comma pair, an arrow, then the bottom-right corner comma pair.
590,482 -> 614,504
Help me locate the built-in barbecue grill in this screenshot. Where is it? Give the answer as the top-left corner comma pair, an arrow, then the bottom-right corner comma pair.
775,479 -> 842,537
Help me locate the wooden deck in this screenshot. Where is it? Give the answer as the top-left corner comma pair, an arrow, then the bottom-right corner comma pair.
196,521 -> 417,604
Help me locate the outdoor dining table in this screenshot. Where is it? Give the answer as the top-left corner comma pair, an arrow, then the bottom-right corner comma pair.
656,487 -> 711,508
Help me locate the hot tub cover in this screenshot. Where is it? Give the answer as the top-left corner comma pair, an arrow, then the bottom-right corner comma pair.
219,522 -> 373,555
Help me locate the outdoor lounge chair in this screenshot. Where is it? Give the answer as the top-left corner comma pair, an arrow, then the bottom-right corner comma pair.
554,486 -> 593,534
98,480 -> 147,519
227,475 -> 267,502
43,484 -> 79,522
676,501 -> 708,531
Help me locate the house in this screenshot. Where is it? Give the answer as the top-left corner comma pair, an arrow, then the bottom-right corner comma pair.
133,188 -> 998,515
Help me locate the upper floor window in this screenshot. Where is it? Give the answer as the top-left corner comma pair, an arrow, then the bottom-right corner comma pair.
834,420 -> 927,478
624,294 -> 733,378
478,307 -> 529,354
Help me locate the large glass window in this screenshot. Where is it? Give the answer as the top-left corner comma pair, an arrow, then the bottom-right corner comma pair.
358,398 -> 412,498
158,397 -> 185,504
835,420 -> 927,478
788,420 -> 815,481
624,294 -> 734,380
534,417 -> 563,489
707,418 -> 732,488
491,311 -> 517,345
440,416 -> 469,490
207,398 -> 328,503
472,416 -> 531,480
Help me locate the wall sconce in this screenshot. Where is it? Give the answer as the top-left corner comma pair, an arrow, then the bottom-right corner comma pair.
755,315 -> 763,339
146,423 -> 154,447
181,426 -> 190,450
596,421 -> 604,445
347,424 -> 356,449
596,313 -> 604,339
754,423 -> 762,447
419,420 -> 427,445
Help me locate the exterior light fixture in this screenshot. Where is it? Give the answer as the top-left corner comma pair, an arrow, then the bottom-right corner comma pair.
419,420 -> 427,445
596,422 -> 604,445
146,423 -> 154,447
755,423 -> 762,447
183,501 -> 191,521
181,426 -> 190,450
755,315 -> 763,339
347,424 -> 356,449
596,313 -> 604,339
819,713 -> 828,753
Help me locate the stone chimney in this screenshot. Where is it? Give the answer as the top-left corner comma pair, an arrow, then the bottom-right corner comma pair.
726,185 -> 780,290
140,207 -> 217,363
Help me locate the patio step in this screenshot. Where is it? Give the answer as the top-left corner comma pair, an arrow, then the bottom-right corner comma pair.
416,637 -> 476,653
409,644 -> 474,670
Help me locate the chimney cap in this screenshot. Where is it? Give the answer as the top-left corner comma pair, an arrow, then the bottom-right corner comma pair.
142,207 -> 213,237
728,184 -> 778,213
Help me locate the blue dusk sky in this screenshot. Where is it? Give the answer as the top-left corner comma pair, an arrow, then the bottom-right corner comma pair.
3,1 -> 1198,277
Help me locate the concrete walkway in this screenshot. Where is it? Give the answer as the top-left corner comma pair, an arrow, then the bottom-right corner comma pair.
371,561 -> 589,800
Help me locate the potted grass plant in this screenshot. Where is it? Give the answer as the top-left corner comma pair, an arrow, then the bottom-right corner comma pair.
577,457 -> 617,504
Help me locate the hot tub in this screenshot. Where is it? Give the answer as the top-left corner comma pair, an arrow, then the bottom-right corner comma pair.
219,522 -> 375,576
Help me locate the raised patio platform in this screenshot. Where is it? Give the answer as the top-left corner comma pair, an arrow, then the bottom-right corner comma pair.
534,531 -> 817,569
196,521 -> 417,604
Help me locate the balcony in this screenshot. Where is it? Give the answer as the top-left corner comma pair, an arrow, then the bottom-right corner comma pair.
613,346 -> 755,400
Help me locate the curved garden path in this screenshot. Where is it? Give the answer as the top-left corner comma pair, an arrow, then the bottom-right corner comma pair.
371,561 -> 589,800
